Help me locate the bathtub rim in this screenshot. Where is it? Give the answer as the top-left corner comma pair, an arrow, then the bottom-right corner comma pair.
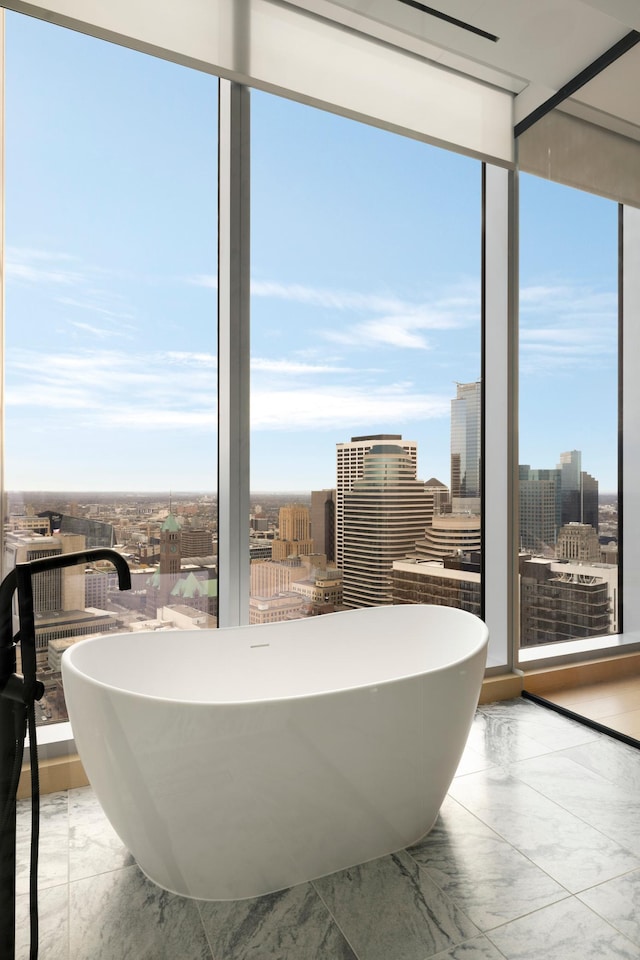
62,604 -> 488,709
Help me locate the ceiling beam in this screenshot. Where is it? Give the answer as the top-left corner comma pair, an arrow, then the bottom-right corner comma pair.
515,29 -> 640,138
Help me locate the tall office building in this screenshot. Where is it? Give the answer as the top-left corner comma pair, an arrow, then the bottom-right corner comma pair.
271,504 -> 314,560
519,450 -> 598,557
557,450 -> 599,531
519,465 -> 561,554
556,522 -> 601,562
310,489 -> 336,561
520,452 -> 600,554
342,444 -> 430,608
580,470 -> 599,532
336,434 -> 417,570
558,450 -> 582,528
181,527 -> 214,557
4,530 -> 87,617
450,381 -> 481,505
424,478 -> 450,522
250,557 -> 308,598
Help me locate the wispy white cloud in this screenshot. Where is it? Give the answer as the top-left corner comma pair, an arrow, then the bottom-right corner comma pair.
6,247 -> 139,340
251,358 -> 351,374
520,284 -> 573,305
326,312 -> 460,350
251,384 -> 449,430
250,279 -> 411,314
520,282 -> 617,318
188,273 -> 217,290
519,282 -> 617,375
6,349 -> 216,432
6,345 -> 451,435
160,351 -> 217,367
188,272 -> 473,355
67,321 -> 132,339
250,278 -> 477,327
6,260 -> 85,287
57,295 -> 136,323
520,328 -> 598,344
191,274 -> 442,318
99,408 -> 217,429
9,247 -> 77,263
520,328 -> 614,358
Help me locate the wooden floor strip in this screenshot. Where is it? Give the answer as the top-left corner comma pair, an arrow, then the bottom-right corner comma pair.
521,689 -> 640,750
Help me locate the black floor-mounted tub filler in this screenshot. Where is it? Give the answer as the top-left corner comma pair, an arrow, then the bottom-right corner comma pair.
0,548 -> 131,960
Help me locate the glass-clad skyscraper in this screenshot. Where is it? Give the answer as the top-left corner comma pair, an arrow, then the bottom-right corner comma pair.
450,381 -> 481,504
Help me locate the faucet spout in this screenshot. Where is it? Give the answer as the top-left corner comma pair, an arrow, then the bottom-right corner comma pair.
0,547 -> 131,662
19,547 -> 131,590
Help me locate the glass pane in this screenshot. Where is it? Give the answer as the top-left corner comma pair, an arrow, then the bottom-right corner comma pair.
250,91 -> 482,624
519,174 -> 619,651
3,14 -> 218,724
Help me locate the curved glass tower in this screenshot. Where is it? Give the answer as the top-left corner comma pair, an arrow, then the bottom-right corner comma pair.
342,445 -> 430,607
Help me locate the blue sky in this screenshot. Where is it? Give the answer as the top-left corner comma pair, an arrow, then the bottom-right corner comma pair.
4,12 -> 619,494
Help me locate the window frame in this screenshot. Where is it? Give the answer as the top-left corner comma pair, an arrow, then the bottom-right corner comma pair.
3,9 -> 640,757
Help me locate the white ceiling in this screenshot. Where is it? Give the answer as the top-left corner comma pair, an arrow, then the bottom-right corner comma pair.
287,0 -> 640,138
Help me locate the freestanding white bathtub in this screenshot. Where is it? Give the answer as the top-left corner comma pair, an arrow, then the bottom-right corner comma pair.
62,604 -> 488,901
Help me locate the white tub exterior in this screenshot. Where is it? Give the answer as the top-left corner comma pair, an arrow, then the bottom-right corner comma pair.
62,604 -> 488,900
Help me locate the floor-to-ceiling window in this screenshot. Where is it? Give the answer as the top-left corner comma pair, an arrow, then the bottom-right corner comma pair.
249,90 -> 483,626
518,173 -> 619,657
3,7 -> 637,736
3,12 -> 218,724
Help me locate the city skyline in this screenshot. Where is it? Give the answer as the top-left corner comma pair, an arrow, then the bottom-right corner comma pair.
4,12 -> 620,495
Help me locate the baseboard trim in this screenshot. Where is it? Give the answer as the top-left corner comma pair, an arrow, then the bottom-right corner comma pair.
18,753 -> 89,800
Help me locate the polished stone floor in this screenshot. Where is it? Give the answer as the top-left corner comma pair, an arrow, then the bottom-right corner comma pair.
15,697 -> 640,959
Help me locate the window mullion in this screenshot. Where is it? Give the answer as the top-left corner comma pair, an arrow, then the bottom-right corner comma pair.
218,79 -> 250,627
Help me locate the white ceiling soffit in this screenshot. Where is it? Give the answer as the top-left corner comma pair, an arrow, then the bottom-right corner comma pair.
308,0 -> 628,86
298,0 -> 640,138
578,0 -> 640,32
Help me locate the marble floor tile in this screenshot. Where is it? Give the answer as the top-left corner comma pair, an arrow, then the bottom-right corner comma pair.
464,710 -> 566,766
68,863 -> 212,960
467,698 -> 599,764
68,785 -> 134,881
487,897 -> 640,960
408,796 -> 567,929
476,699 -> 599,755
560,736 -> 640,793
198,881 -> 358,960
16,882 -> 68,960
430,937 -> 511,960
16,790 -> 69,894
454,739 -> 495,778
509,753 -> 640,860
449,766 -> 640,892
313,849 -> 479,960
579,868 -> 640,946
